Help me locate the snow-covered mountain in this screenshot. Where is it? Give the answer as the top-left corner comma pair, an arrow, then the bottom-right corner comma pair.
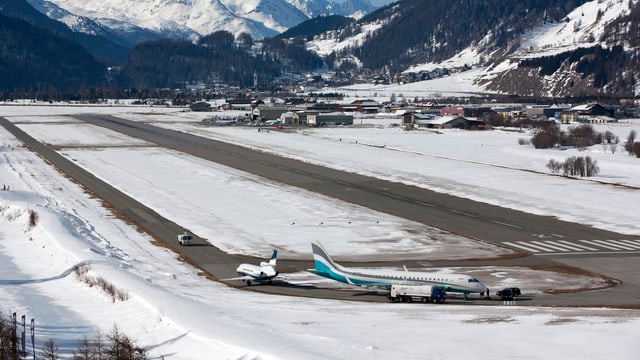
306,0 -> 640,98
26,0 -> 379,41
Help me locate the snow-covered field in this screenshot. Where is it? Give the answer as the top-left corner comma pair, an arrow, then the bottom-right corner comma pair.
1,103 -> 640,359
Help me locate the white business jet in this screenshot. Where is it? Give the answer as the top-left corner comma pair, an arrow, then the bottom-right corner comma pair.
310,242 -> 487,299
225,250 -> 280,285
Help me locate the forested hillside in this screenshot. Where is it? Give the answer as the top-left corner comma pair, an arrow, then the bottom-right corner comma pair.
0,0 -> 129,64
0,13 -> 105,94
120,31 -> 322,89
277,14 -> 355,41
342,0 -> 590,72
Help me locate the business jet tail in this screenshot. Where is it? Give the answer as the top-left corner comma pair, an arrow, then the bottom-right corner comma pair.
267,249 -> 277,266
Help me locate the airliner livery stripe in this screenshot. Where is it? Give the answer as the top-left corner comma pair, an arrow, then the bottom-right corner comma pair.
310,243 -> 487,295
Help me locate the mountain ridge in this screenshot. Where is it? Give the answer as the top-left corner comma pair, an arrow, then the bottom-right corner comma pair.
0,0 -> 129,63
2,0 -> 639,98
26,0 -> 380,41
305,0 -> 640,98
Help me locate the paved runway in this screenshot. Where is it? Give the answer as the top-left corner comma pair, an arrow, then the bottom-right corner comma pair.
2,115 -> 639,307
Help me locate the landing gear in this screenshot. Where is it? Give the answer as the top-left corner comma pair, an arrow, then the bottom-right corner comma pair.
246,280 -> 252,286
464,294 -> 469,300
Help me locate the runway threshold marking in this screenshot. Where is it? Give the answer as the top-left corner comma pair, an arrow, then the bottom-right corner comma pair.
504,239 -> 640,254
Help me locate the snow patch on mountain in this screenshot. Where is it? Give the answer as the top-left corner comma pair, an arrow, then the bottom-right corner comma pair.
27,0 -> 380,41
517,0 -> 633,58
399,0 -> 636,94
306,17 -> 392,57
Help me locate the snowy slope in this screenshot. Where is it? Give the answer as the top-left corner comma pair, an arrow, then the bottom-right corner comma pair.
409,0 -> 636,95
1,103 -> 639,359
27,0 -> 305,39
26,0 -> 381,40
308,0 -> 636,96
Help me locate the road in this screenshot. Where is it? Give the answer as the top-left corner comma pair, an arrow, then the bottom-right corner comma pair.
2,115 -> 639,307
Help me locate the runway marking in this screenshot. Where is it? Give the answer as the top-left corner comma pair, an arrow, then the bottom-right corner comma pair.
529,241 -> 572,252
618,240 -> 640,249
524,241 -> 563,252
580,240 -> 630,251
503,239 -> 640,254
384,192 -> 405,201
608,240 -> 640,250
555,240 -> 597,251
415,201 -> 436,208
493,221 -> 522,229
449,209 -> 477,217
536,250 -> 640,256
502,242 -> 541,253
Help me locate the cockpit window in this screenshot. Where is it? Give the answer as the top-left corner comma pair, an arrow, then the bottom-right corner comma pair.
468,278 -> 479,283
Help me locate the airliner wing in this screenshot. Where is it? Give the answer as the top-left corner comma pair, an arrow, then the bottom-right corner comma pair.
339,274 -> 392,289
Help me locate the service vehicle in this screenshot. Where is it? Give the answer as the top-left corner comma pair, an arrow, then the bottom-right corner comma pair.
388,284 -> 448,303
496,287 -> 522,300
177,232 -> 193,246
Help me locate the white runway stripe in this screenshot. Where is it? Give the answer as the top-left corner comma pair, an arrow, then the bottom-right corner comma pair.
580,240 -> 627,250
618,240 -> 640,249
532,241 -> 574,251
555,240 -> 597,251
504,239 -> 640,254
502,242 -> 540,253
606,240 -> 640,250
526,241 -> 564,252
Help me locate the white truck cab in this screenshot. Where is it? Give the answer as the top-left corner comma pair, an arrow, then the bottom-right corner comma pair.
178,232 -> 193,246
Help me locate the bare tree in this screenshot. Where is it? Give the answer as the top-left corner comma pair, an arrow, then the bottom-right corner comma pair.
567,124 -> 598,149
603,130 -> 615,143
585,156 -> 600,177
41,338 -> 58,360
531,129 -> 560,148
107,326 -> 145,360
72,336 -> 93,360
625,130 -> 637,155
546,159 -> 562,173
562,156 -> 576,176
0,314 -> 19,360
575,156 -> 586,177
633,142 -> 640,158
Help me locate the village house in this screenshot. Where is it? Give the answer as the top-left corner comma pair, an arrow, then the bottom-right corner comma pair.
561,103 -> 616,124
189,101 -> 212,112
307,112 -> 354,127
440,105 -> 492,118
340,99 -> 383,113
294,110 -> 320,125
404,112 -> 486,130
220,99 -> 257,111
278,111 -> 296,125
252,105 -> 289,122
543,104 -> 571,119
